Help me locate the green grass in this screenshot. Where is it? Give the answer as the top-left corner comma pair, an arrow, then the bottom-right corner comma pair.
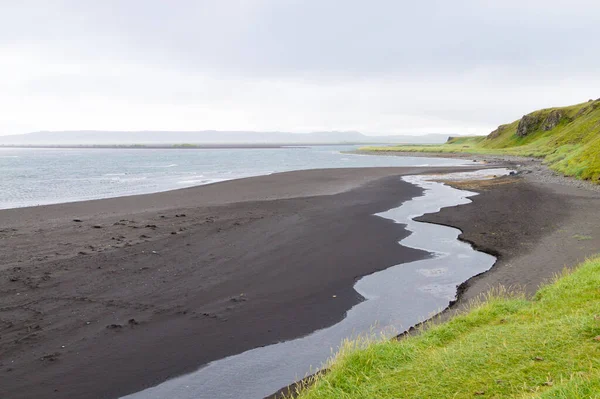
362,100 -> 600,183
293,256 -> 600,399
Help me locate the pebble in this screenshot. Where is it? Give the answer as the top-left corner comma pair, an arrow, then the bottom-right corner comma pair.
469,155 -> 600,193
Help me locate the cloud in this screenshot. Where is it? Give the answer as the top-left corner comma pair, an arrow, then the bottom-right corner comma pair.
0,0 -> 599,135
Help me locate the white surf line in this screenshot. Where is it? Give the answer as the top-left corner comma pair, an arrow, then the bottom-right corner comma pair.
122,168 -> 510,399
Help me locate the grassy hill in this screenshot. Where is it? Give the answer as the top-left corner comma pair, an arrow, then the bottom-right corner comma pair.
292,257 -> 600,399
363,99 -> 600,182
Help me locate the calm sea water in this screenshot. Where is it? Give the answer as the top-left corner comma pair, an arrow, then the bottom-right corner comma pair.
0,146 -> 468,209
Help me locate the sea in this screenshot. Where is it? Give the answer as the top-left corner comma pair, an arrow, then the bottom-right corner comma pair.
0,145 -> 469,210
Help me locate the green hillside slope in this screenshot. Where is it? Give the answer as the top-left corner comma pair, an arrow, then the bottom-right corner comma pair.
363,99 -> 600,182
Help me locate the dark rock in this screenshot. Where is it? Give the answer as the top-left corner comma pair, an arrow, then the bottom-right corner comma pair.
92,225 -> 103,229
145,224 -> 157,229
127,318 -> 139,326
106,324 -> 123,329
113,220 -> 128,226
39,352 -> 60,362
516,113 -> 542,137
72,219 -> 82,223
230,294 -> 247,302
542,109 -> 563,131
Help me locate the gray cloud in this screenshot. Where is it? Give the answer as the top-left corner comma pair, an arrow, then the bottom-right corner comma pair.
0,0 -> 599,135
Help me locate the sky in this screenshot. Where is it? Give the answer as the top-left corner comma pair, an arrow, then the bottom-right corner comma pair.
1,0 -> 599,136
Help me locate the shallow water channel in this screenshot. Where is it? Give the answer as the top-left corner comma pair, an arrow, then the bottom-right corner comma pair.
123,169 -> 508,399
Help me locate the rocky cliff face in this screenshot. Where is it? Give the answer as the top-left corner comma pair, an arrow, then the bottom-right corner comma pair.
516,113 -> 542,137
542,110 -> 564,131
516,109 -> 567,137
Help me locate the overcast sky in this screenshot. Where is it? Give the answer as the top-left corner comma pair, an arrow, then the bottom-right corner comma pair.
1,0 -> 598,136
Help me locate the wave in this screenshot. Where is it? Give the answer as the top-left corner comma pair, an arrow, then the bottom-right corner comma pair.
177,178 -> 227,185
107,176 -> 148,183
142,163 -> 179,169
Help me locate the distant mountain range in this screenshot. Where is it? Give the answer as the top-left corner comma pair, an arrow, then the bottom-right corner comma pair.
0,131 -> 452,145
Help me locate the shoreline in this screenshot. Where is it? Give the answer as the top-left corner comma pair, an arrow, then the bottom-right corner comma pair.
0,166 -> 486,399
0,149 -> 472,211
350,149 -> 600,192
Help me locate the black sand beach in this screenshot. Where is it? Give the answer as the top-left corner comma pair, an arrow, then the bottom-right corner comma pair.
1,166 -> 479,399
4,164 -> 599,399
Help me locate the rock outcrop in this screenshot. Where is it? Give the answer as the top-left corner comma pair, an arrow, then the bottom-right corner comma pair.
517,109 -> 567,137
542,110 -> 563,131
516,113 -> 541,137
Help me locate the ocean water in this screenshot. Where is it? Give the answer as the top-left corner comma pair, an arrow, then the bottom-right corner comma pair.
0,146 -> 469,209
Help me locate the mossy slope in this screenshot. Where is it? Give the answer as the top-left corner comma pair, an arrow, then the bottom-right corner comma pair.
294,257 -> 600,399
363,99 -> 600,182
